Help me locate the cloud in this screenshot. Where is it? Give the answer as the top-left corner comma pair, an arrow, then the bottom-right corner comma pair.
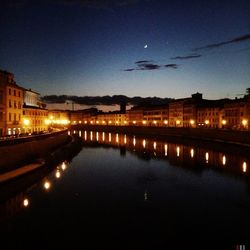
124,68 -> 135,71
135,60 -> 152,64
171,54 -> 201,60
138,63 -> 161,70
164,64 -> 178,69
193,33 -> 250,51
124,61 -> 178,71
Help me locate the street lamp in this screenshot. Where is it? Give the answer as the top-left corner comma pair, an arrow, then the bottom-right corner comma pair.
23,119 -> 30,126
222,120 -> 227,125
189,119 -> 195,126
242,119 -> 248,127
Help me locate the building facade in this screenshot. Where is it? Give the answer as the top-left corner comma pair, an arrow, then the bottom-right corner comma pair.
223,98 -> 249,130
96,112 -> 128,125
23,89 -> 49,133
0,70 -> 24,136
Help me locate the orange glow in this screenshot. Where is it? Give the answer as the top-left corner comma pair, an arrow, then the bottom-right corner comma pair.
243,162 -> 247,173
176,146 -> 180,157
164,144 -> 168,156
23,198 -> 29,207
190,148 -> 194,158
44,181 -> 51,190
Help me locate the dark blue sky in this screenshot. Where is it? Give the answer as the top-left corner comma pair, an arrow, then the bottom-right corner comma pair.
1,0 -> 250,99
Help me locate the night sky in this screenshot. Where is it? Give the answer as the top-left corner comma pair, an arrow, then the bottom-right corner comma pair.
1,0 -> 250,99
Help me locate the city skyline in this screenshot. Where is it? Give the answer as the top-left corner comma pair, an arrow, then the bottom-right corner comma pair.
1,0 -> 250,99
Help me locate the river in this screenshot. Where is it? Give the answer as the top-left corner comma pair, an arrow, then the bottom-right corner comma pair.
0,130 -> 250,249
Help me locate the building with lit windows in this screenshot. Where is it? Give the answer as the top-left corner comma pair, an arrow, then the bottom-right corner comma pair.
127,106 -> 146,126
0,70 -> 24,136
169,93 -> 203,128
70,108 -> 98,124
47,110 -> 70,126
223,97 -> 249,130
197,100 -> 225,129
23,89 -> 49,133
143,104 -> 169,126
96,111 -> 128,126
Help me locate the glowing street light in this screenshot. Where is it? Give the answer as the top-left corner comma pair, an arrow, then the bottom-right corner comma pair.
23,119 -> 30,126
243,162 -> 247,173
190,148 -> 194,158
242,119 -> 248,127
44,181 -> 51,190
190,119 -> 195,126
176,146 -> 180,157
222,119 -> 227,125
222,155 -> 226,166
23,198 -> 29,207
55,170 -> 61,179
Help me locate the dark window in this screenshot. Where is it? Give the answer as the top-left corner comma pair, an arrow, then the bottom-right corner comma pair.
9,88 -> 11,95
9,100 -> 11,108
0,112 -> 3,121
14,90 -> 16,96
18,91 -> 21,97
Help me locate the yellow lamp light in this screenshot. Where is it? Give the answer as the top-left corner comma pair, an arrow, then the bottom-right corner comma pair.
23,119 -> 30,126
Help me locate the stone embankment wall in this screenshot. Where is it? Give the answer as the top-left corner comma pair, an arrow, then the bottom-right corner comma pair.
71,125 -> 250,146
0,131 -> 69,171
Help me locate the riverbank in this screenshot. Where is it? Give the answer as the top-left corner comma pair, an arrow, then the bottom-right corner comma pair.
0,134 -> 83,186
71,124 -> 250,148
0,130 -> 69,173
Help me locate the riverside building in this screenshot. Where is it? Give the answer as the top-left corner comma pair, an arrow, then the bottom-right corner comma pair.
23,89 -> 49,133
0,70 -> 24,136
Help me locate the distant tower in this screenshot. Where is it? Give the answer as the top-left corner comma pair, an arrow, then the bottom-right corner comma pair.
120,102 -> 126,113
192,92 -> 203,101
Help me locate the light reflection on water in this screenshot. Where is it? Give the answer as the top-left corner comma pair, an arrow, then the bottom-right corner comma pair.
0,130 -> 250,247
78,130 -> 249,176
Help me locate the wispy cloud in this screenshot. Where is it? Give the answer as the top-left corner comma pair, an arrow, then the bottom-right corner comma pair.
135,60 -> 152,64
165,64 -> 178,69
138,63 -> 161,70
124,60 -> 178,71
171,54 -> 201,60
193,33 -> 250,51
124,68 -> 135,71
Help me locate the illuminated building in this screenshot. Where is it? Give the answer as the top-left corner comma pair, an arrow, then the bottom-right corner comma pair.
23,89 -> 48,133
143,104 -> 169,126
127,106 -> 145,126
96,111 -> 128,126
69,108 -> 98,124
223,97 -> 249,130
47,110 -> 70,126
0,70 -> 24,136
169,93 -> 202,128
197,100 -> 225,128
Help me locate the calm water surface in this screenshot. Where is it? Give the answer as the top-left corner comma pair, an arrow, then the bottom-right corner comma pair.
1,130 -> 250,249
